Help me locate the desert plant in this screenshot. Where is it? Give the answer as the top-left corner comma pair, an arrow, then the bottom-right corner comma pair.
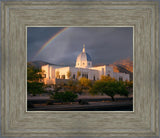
51,91 -> 78,103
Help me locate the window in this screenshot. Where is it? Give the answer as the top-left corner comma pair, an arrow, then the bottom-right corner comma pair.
93,76 -> 95,80
82,73 -> 88,79
61,75 -> 65,79
119,77 -> 123,81
88,63 -> 90,66
73,74 -> 75,79
102,68 -> 104,75
83,62 -> 85,65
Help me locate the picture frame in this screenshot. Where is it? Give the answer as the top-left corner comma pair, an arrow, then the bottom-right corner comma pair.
1,1 -> 159,137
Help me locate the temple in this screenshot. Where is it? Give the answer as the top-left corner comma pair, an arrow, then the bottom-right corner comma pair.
42,44 -> 129,84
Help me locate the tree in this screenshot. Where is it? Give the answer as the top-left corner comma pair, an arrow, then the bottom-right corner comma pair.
101,75 -> 116,82
27,63 -> 45,95
27,63 -> 44,82
124,80 -> 133,89
27,81 -> 45,95
116,81 -> 129,97
124,80 -> 133,94
79,77 -> 91,89
77,71 -> 81,79
90,79 -> 129,101
67,71 -> 71,79
64,80 -> 82,94
50,91 -> 78,103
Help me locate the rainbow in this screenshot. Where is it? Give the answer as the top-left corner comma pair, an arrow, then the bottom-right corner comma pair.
33,27 -> 69,59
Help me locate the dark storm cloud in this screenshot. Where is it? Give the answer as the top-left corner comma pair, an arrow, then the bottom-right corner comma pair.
27,27 -> 133,66
27,27 -> 64,60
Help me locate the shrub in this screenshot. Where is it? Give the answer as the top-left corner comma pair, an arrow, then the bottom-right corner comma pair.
51,91 -> 78,103
27,82 -> 45,95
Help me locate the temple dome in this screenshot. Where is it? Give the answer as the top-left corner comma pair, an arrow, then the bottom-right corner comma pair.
75,44 -> 92,68
76,51 -> 92,62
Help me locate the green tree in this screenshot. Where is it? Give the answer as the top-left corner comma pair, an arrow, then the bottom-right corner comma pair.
51,91 -> 78,103
124,80 -> 133,89
27,63 -> 45,95
124,80 -> 133,94
90,79 -> 129,101
27,81 -> 45,95
27,63 -> 44,82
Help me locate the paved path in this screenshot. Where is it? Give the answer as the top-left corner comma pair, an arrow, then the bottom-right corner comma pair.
28,101 -> 133,111
28,94 -> 133,100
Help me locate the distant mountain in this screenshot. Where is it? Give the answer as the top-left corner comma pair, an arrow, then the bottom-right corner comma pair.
109,58 -> 133,81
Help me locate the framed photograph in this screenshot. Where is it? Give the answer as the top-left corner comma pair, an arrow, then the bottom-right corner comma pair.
27,27 -> 133,111
1,1 -> 159,137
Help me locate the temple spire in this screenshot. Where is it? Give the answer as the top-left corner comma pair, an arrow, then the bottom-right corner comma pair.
82,44 -> 85,52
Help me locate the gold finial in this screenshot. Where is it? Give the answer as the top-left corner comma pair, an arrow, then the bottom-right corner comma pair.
82,44 -> 85,52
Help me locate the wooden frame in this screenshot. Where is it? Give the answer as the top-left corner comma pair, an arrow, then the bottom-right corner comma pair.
1,1 -> 159,137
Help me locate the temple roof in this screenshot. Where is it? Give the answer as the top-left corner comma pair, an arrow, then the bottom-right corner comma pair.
76,44 -> 92,62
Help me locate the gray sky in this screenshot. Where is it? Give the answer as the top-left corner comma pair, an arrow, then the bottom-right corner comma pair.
27,27 -> 133,66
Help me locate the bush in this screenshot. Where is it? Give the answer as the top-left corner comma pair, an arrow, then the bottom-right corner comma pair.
51,91 -> 78,103
27,82 -> 45,95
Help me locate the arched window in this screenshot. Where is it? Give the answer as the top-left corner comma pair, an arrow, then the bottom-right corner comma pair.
61,75 -> 65,79
119,77 -> 123,81
93,76 -> 95,80
73,74 -> 75,79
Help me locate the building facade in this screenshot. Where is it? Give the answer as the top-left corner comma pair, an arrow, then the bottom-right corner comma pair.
42,45 -> 130,84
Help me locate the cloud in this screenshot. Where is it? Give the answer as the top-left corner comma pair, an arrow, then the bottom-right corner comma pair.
27,27 -> 133,65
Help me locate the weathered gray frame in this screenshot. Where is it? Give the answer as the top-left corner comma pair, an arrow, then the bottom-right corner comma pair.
1,1 -> 159,137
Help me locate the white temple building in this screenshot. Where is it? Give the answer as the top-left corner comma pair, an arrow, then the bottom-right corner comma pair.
42,45 -> 130,84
